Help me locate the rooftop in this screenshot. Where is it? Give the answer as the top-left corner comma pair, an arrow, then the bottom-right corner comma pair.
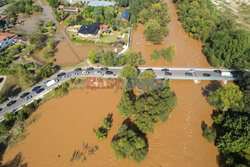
0,33 -> 16,41
82,0 -> 116,6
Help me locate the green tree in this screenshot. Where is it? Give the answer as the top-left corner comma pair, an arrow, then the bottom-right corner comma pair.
95,128 -> 107,140
150,50 -> 160,62
47,0 -> 58,8
202,127 -> 216,143
87,50 -> 98,64
104,6 -> 115,25
207,84 -> 244,111
161,45 -> 176,62
102,118 -> 111,130
119,66 -> 138,79
117,90 -> 136,118
138,8 -> 150,24
93,7 -> 104,23
110,124 -> 148,162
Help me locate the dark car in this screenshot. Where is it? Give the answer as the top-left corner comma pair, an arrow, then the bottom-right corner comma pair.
0,108 -> 2,111
36,88 -> 45,94
7,100 -> 17,107
57,72 -> 66,77
161,68 -> 169,72
74,68 -> 82,72
214,70 -> 221,73
146,68 -> 153,71
165,72 -> 172,75
185,72 -> 193,76
100,67 -> 108,71
203,73 -> 211,77
106,71 -> 113,75
0,78 -> 3,83
20,92 -> 30,98
231,71 -> 243,77
87,67 -> 94,71
32,86 -> 41,92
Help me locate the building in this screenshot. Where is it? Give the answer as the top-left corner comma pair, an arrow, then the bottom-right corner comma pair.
82,0 -> 116,6
77,22 -> 100,37
120,9 -> 130,22
0,33 -> 17,50
63,7 -> 79,13
100,24 -> 109,30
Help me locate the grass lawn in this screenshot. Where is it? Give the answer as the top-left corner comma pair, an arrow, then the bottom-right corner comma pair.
0,75 -> 21,96
61,61 -> 87,70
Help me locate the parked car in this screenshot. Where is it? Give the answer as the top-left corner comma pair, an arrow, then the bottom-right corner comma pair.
32,86 -> 41,92
7,100 -> 17,107
82,71 -> 90,75
24,95 -> 32,101
57,72 -> 66,77
203,73 -> 211,77
0,108 -> 2,111
71,72 -> 78,77
62,75 -> 69,80
0,78 -> 3,83
20,92 -> 30,98
74,68 -> 82,72
146,68 -> 153,71
214,70 -> 221,73
100,67 -> 108,71
185,72 -> 193,76
87,67 -> 94,71
106,71 -> 113,75
165,72 -> 172,75
161,68 -> 169,72
36,88 -> 45,94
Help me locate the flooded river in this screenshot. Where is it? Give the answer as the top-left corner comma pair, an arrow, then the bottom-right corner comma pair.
1,0 -> 219,166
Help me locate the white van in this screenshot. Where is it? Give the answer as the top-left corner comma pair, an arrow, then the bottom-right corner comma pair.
221,72 -> 233,77
46,79 -> 59,87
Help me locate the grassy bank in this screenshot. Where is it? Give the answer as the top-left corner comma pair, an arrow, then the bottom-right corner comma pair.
60,61 -> 87,70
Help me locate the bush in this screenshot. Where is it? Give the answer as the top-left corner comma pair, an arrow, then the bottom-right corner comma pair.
150,51 -> 160,62
94,128 -> 107,140
202,127 -> 216,143
44,20 -> 54,27
102,119 -> 111,130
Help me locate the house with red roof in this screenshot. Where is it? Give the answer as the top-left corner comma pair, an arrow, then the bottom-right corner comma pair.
0,33 -> 17,50
100,24 -> 109,30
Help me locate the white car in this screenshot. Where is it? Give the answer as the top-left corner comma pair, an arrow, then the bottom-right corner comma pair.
82,71 -> 90,76
94,71 -> 102,75
71,72 -> 78,77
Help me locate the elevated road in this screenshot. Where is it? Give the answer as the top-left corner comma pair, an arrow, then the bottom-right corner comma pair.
0,66 -> 247,120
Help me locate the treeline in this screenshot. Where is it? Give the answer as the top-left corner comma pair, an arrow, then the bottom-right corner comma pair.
203,72 -> 250,166
5,0 -> 43,17
88,49 -> 145,66
116,0 -> 170,44
109,70 -> 177,162
173,0 -> 250,68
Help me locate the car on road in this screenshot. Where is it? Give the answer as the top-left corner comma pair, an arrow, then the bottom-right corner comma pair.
146,68 -> 153,71
71,72 -> 78,77
32,86 -> 41,92
105,71 -> 113,75
36,88 -> 45,94
7,100 -> 17,107
62,74 -> 69,80
24,95 -> 32,101
82,71 -> 90,75
0,108 -> 2,111
100,67 -> 108,71
214,70 -> 221,73
203,73 -> 211,77
87,67 -> 94,71
57,72 -> 66,77
185,72 -> 193,76
43,80 -> 51,86
74,68 -> 82,72
20,92 -> 30,98
94,71 -> 102,75
190,69 -> 195,72
165,72 -> 172,75
0,78 -> 3,83
161,68 -> 169,72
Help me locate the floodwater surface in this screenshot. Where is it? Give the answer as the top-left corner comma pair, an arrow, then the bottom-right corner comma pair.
132,0 -> 211,68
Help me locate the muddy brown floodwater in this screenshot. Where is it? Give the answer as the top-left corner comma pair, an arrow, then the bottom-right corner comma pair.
2,0 -> 219,166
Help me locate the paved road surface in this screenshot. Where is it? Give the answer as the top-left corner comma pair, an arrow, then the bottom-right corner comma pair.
0,66 -> 247,120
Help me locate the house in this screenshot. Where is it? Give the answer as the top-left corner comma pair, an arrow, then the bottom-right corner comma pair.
77,22 -> 100,37
120,9 -> 130,22
100,24 -> 109,30
58,5 -> 64,9
103,30 -> 111,35
0,15 -> 9,21
82,0 -> 116,6
0,33 -> 17,50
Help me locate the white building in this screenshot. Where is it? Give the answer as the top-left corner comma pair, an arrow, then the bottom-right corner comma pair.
0,33 -> 17,50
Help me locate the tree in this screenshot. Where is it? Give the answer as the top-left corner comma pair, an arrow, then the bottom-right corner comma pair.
93,7 -> 104,23
47,38 -> 57,49
119,66 -> 138,79
144,20 -> 168,44
87,50 -> 98,64
47,0 -> 58,8
202,127 -> 216,143
94,128 -> 107,140
102,118 -> 111,130
110,124 -> 148,162
40,48 -> 53,59
117,90 -> 136,118
207,84 -> 244,111
161,45 -> 176,62
150,50 -> 160,62
104,6 -> 115,25
138,8 -> 150,24
123,50 -> 144,66
117,0 -> 129,7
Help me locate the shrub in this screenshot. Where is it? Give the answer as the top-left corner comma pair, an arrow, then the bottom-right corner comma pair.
202,127 -> 216,143
94,128 -> 107,140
